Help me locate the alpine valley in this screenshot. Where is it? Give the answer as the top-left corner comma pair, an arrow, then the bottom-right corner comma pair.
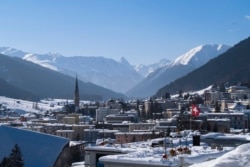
0,44 -> 231,100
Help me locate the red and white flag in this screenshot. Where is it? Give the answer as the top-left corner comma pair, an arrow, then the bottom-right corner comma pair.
191,104 -> 200,117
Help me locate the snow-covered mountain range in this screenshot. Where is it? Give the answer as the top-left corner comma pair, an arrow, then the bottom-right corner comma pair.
126,44 -> 231,98
0,44 -> 231,98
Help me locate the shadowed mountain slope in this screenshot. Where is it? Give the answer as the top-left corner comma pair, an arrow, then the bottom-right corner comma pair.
0,54 -> 125,101
155,37 -> 250,97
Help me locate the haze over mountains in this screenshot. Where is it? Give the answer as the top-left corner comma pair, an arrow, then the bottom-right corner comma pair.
0,47 -> 143,94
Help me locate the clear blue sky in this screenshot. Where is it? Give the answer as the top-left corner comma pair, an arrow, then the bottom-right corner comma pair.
0,0 -> 250,65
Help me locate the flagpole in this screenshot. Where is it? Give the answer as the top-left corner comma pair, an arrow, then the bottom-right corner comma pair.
190,116 -> 192,131
190,104 -> 192,131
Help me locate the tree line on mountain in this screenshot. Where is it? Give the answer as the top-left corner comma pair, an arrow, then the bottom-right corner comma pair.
155,37 -> 250,97
0,77 -> 40,101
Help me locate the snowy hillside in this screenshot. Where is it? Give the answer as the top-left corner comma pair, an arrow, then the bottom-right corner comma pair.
127,44 -> 231,98
23,53 -> 60,71
0,47 -> 27,58
170,44 -> 230,67
148,44 -> 231,82
0,96 -> 64,115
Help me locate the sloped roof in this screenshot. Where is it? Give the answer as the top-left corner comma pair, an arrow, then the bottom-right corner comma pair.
0,125 -> 69,167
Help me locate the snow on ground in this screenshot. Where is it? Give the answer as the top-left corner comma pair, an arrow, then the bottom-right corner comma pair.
0,96 -> 65,114
189,143 -> 250,167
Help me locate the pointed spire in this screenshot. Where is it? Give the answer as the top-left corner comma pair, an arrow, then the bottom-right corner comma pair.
74,74 -> 80,112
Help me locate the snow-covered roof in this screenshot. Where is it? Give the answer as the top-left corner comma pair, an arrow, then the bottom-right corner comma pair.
200,133 -> 250,141
0,125 -> 69,167
216,135 -> 250,141
85,144 -> 135,153
56,129 -> 74,133
71,161 -> 86,167
207,118 -> 230,122
200,132 -> 225,139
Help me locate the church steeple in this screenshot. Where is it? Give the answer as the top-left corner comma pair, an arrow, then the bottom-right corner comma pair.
74,75 -> 80,112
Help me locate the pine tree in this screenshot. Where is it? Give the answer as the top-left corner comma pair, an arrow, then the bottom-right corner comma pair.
8,144 -> 24,167
178,90 -> 183,98
0,157 -> 9,167
164,92 -> 171,99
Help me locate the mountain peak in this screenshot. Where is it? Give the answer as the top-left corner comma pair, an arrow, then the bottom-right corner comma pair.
171,44 -> 231,66
119,57 -> 131,66
172,45 -> 203,66
0,47 -> 27,58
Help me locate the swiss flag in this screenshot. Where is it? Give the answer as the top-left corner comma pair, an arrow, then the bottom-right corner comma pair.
191,104 -> 200,117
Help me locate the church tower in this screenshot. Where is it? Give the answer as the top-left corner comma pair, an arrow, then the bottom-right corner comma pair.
74,75 -> 80,112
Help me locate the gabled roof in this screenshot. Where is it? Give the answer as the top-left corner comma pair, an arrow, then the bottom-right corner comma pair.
0,125 -> 69,167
